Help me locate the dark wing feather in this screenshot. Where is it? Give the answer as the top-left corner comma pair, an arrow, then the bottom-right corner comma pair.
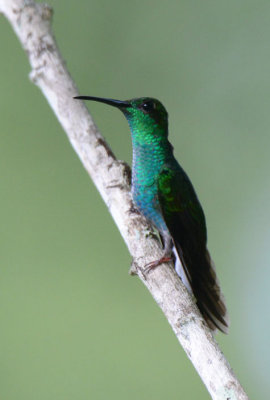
157,165 -> 228,333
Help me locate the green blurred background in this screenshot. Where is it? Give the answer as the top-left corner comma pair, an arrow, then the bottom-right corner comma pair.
0,0 -> 269,399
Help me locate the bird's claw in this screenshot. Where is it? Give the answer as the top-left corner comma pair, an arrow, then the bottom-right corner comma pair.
144,256 -> 172,274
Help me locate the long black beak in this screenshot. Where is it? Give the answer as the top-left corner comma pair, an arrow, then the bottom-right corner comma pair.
74,95 -> 130,109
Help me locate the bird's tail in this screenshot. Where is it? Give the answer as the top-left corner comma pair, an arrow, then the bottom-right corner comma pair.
173,245 -> 229,333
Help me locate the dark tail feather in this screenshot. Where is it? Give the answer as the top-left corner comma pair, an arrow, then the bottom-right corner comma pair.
174,243 -> 229,333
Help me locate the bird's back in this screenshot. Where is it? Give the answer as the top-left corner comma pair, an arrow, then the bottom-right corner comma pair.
157,160 -> 229,332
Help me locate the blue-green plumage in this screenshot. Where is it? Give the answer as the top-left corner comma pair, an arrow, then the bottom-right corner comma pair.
74,95 -> 229,333
130,130 -> 171,234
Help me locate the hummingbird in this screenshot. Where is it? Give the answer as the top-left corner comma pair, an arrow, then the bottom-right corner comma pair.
74,95 -> 229,333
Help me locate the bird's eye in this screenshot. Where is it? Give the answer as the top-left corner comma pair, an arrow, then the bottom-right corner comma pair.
140,101 -> 155,113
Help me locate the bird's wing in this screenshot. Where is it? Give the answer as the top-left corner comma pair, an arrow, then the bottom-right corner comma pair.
157,165 -> 228,333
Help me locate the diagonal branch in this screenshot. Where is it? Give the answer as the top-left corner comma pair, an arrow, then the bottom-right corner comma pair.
0,1 -> 248,399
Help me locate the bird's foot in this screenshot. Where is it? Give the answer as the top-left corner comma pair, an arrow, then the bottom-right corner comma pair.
145,256 -> 172,274
128,204 -> 140,215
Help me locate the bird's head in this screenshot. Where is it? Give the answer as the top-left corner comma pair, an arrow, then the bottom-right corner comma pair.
74,95 -> 169,142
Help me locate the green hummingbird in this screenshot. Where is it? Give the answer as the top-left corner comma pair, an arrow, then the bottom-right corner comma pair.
74,95 -> 229,333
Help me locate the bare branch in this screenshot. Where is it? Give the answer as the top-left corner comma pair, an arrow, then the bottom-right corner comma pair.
0,1 -> 249,399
